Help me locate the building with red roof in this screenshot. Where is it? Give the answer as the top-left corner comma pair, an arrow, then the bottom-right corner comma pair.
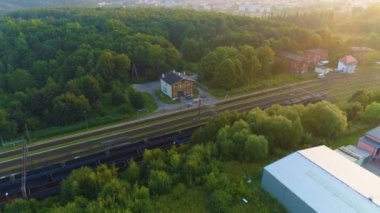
351,46 -> 374,60
277,52 -> 309,73
304,48 -> 329,65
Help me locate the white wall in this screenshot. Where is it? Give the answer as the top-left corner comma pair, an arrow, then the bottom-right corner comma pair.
160,79 -> 172,98
337,62 -> 356,73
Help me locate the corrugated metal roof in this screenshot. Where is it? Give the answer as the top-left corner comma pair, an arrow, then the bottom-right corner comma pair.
359,136 -> 380,149
345,145 -> 372,158
264,145 -> 380,212
305,48 -> 328,54
300,146 -> 380,207
277,52 -> 307,62
161,71 -> 184,85
367,126 -> 380,143
335,145 -> 371,163
161,71 -> 194,85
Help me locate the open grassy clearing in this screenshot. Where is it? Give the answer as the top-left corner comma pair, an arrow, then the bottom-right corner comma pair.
326,123 -> 379,149
303,70 -> 380,102
153,185 -> 209,213
149,157 -> 287,212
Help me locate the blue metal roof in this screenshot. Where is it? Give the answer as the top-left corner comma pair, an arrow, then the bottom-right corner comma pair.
345,145 -> 371,158
367,126 -> 380,142
263,152 -> 380,212
360,136 -> 380,149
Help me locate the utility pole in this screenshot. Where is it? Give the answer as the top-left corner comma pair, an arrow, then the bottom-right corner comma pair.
21,124 -> 31,199
198,98 -> 202,120
21,138 -> 28,199
0,134 -> 4,147
83,110 -> 88,129
25,124 -> 31,144
25,124 -> 31,164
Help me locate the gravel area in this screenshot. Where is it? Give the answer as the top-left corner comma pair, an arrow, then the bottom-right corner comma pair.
132,79 -> 218,113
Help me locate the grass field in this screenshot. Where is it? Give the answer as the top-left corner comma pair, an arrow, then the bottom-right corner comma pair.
326,123 -> 379,149
153,185 -> 209,213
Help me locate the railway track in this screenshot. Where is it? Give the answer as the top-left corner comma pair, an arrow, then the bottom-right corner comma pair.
0,70 -> 378,208
0,89 -> 324,208
0,79 -> 323,159
1,70 -> 379,177
0,87 -> 320,177
0,129 -> 195,208
0,81 -> 321,160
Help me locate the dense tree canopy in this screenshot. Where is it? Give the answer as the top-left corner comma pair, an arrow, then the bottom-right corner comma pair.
360,102 -> 380,124
300,101 -> 347,138
3,6 -> 380,213
0,7 -> 357,138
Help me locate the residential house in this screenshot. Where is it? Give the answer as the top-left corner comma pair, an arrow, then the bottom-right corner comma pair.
277,52 -> 308,73
304,49 -> 328,65
337,55 -> 358,73
160,70 -> 194,100
351,46 -> 373,60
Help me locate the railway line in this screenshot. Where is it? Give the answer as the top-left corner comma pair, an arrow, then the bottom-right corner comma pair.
0,82 -> 323,177
0,129 -> 196,208
0,70 -> 379,207
0,89 -> 323,208
2,72 -> 372,173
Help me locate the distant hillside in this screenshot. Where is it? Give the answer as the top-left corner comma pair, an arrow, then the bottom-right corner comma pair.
0,2 -> 23,15
0,0 -> 99,15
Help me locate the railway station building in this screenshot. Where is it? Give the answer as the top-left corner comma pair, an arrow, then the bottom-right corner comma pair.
160,70 -> 195,100
261,145 -> 380,213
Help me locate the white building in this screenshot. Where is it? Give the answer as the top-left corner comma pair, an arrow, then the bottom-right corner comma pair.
262,145 -> 380,212
315,61 -> 331,74
238,4 -> 271,14
160,71 -> 194,100
337,55 -> 358,73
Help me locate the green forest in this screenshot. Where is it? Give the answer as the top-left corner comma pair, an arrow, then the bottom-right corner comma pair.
2,7 -> 380,140
0,7 -> 336,140
2,5 -> 380,212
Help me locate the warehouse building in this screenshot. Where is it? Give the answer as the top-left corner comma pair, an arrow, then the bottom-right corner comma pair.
261,145 -> 380,213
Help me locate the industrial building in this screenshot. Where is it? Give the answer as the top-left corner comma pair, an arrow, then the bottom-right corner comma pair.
261,145 -> 380,213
